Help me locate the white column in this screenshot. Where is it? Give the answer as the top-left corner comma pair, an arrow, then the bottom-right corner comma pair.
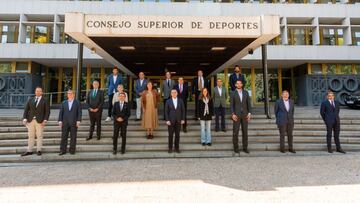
281,17 -> 288,45
343,17 -> 352,45
312,17 -> 320,45
18,14 -> 27,44
53,14 -> 60,44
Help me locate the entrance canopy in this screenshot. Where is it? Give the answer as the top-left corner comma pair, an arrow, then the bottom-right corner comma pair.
65,13 -> 280,76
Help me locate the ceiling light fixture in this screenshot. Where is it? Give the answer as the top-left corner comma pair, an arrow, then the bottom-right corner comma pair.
119,46 -> 135,50
200,63 -> 210,66
165,47 -> 180,51
211,47 -> 226,51
166,63 -> 177,65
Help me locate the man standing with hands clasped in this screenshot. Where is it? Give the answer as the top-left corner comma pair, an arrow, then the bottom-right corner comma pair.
230,80 -> 252,154
86,80 -> 104,141
274,90 -> 296,153
165,89 -> 185,154
320,91 -> 345,154
112,93 -> 131,155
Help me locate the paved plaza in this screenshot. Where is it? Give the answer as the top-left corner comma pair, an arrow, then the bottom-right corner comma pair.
0,154 -> 360,202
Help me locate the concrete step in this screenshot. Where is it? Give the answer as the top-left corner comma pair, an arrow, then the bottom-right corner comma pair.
1,136 -> 360,147
1,143 -> 359,155
1,151 -> 359,163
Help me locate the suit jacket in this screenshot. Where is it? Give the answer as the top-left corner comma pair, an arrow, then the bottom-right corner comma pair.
320,100 -> 340,125
86,89 -> 104,110
165,98 -> 185,123
274,99 -> 294,126
192,77 -> 210,95
174,83 -> 189,103
162,79 -> 176,99
58,100 -> 82,126
107,74 -> 122,96
135,79 -> 148,98
198,98 -> 214,120
229,73 -> 246,91
230,89 -> 252,117
23,96 -> 50,123
112,101 -> 131,125
212,86 -> 228,108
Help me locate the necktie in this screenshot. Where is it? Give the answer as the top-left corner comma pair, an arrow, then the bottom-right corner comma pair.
180,84 -> 183,93
34,97 -> 38,107
93,90 -> 97,98
331,101 -> 335,108
120,102 -> 123,111
167,80 -> 170,87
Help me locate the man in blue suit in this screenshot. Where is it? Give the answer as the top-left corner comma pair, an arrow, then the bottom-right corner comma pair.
105,67 -> 122,122
229,65 -> 246,92
174,77 -> 189,132
320,91 -> 345,154
58,90 -> 82,155
165,89 -> 185,153
135,72 -> 147,121
274,90 -> 296,153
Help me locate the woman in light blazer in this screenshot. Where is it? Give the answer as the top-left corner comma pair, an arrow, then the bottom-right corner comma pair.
112,84 -> 128,105
197,88 -> 214,146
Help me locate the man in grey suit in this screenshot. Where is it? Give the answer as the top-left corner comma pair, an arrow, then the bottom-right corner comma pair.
162,71 -> 175,120
86,80 -> 104,141
230,80 -> 252,154
274,90 -> 296,153
135,72 -> 147,121
212,79 -> 228,132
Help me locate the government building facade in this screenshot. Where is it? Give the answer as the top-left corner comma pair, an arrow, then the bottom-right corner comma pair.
0,0 -> 359,108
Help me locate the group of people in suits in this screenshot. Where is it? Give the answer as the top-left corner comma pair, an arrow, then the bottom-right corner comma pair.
20,66 -> 346,156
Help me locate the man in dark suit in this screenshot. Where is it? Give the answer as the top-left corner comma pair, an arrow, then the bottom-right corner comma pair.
112,93 -> 131,155
106,67 -> 122,122
212,78 -> 228,132
58,90 -> 82,155
21,86 -> 50,156
174,77 -> 189,132
86,80 -> 104,141
320,91 -> 345,154
229,65 -> 246,92
274,90 -> 296,153
230,80 -> 252,154
192,70 -> 209,119
135,72 -> 147,121
165,89 -> 185,153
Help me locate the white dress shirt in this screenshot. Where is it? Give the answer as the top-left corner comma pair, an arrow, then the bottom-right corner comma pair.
283,99 -> 290,112
34,96 -> 41,107
68,99 -> 74,111
217,86 -> 222,97
237,89 -> 243,102
172,97 -> 178,109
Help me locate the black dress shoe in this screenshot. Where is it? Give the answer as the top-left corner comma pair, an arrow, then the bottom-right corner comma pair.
215,129 -> 219,132
336,149 -> 346,154
168,149 -> 173,153
135,119 -> 141,121
183,128 -> 187,133
289,149 -> 296,154
59,152 -> 66,156
280,150 -> 285,153
234,149 -> 240,154
201,143 -> 206,146
37,151 -> 42,156
222,129 -> 227,132
175,149 -> 180,153
328,149 -> 333,153
86,137 -> 92,141
121,151 -> 125,155
113,150 -> 117,155
206,143 -> 212,146
150,134 -> 154,139
70,152 -> 75,155
21,152 -> 33,156
97,137 -> 101,140
243,149 -> 250,154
